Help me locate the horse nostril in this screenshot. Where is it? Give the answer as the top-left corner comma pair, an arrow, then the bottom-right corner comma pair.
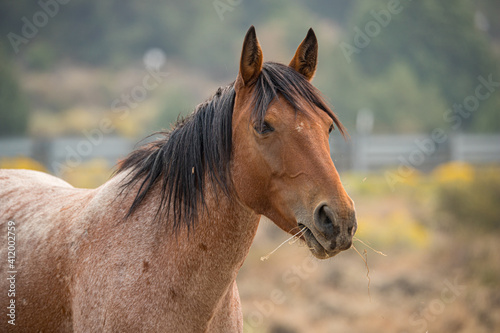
314,204 -> 337,236
316,204 -> 330,224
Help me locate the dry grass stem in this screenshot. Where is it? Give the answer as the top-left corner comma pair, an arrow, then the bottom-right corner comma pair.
261,227 -> 307,261
352,244 -> 371,300
353,236 -> 387,256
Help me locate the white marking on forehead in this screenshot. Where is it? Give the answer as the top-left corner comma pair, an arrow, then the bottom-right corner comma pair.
296,122 -> 304,132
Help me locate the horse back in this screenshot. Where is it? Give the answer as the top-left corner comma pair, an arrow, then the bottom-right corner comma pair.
0,169 -> 95,332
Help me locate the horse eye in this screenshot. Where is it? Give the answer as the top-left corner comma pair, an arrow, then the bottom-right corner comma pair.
328,124 -> 334,134
255,121 -> 274,134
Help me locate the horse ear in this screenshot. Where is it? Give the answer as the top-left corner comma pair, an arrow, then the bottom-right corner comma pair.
237,26 -> 263,87
289,28 -> 318,81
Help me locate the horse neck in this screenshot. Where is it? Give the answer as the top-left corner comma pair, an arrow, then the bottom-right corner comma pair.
157,182 -> 261,322
174,183 -> 261,272
113,173 -> 261,310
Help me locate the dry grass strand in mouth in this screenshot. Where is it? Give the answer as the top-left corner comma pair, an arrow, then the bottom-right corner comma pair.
260,227 -> 307,261
351,238 -> 386,300
352,244 -> 371,300
353,236 -> 387,256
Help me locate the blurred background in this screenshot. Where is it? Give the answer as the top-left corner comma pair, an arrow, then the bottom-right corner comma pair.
1,0 -> 499,332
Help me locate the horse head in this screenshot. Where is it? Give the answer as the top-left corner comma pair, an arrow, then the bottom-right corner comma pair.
231,26 -> 357,259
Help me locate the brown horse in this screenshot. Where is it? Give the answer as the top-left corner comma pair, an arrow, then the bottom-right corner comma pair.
0,26 -> 356,332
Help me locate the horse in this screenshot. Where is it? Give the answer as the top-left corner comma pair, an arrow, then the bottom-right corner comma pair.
0,26 -> 356,332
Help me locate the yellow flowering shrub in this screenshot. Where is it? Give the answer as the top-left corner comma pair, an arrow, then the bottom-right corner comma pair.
432,161 -> 474,184
435,164 -> 500,232
61,158 -> 112,189
0,156 -> 47,172
356,209 -> 430,250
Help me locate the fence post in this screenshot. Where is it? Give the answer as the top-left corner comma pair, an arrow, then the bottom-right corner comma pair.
353,108 -> 374,171
32,137 -> 52,171
450,133 -> 464,162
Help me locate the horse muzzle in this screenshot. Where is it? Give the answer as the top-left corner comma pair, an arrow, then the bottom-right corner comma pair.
299,203 -> 357,259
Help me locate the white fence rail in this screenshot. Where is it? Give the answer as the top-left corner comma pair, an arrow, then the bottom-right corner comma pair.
0,134 -> 499,174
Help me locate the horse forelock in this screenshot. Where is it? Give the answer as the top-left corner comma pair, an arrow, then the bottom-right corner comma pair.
253,62 -> 346,137
116,62 -> 345,231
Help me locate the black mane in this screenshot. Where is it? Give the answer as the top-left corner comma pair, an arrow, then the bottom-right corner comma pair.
117,62 -> 345,230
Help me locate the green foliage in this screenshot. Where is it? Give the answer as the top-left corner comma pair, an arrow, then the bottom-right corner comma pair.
156,84 -> 198,131
0,44 -> 29,136
468,92 -> 500,132
319,54 -> 448,133
24,41 -> 56,70
436,166 -> 500,232
346,0 -> 500,132
0,0 -> 498,134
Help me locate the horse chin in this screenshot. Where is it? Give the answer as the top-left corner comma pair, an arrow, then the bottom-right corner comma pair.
299,224 -> 343,260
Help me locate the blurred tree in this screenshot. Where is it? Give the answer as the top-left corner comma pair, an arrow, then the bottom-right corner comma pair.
319,53 -> 448,134
345,0 -> 500,131
0,0 -> 498,133
0,43 -> 29,136
475,0 -> 500,40
301,0 -> 353,26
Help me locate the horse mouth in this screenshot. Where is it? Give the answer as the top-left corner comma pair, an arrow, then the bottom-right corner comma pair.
298,223 -> 352,259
